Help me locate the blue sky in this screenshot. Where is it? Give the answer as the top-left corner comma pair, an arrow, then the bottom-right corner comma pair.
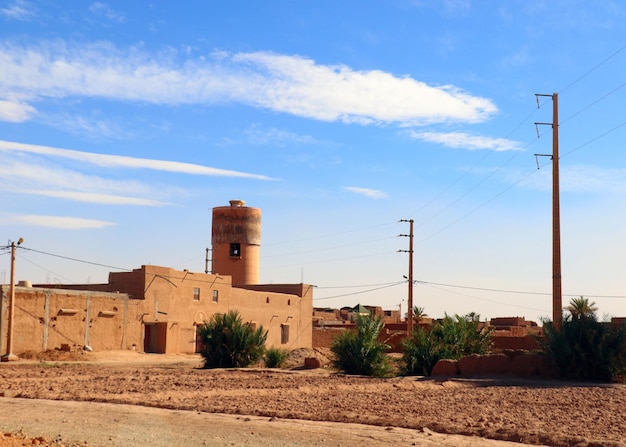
1,1 -> 625,323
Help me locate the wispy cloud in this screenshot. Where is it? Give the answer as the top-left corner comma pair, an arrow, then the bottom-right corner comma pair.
0,41 -> 497,126
0,139 -> 275,180
89,2 -> 126,23
0,213 -> 115,229
243,124 -> 317,146
520,164 -> 626,194
24,190 -> 170,206
0,0 -> 35,20
0,156 -> 173,206
408,131 -> 522,151
0,99 -> 36,122
344,186 -> 388,199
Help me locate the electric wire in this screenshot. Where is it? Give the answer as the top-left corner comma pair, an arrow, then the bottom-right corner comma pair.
19,246 -> 130,271
418,281 -> 549,314
558,44 -> 626,95
313,281 -> 405,301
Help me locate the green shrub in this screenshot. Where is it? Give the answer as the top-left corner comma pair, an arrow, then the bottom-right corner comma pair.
402,313 -> 492,376
264,348 -> 288,368
541,315 -> 626,382
197,310 -> 267,369
330,313 -> 391,377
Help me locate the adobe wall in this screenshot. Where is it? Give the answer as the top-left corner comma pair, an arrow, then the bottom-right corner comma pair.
431,352 -> 555,379
1,286 -> 141,355
135,266 -> 313,354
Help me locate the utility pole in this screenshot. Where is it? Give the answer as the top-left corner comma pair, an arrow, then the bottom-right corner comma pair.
535,93 -> 562,329
2,237 -> 23,362
399,219 -> 414,334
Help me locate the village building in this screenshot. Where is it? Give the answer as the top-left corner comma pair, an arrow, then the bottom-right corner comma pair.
0,200 -> 313,358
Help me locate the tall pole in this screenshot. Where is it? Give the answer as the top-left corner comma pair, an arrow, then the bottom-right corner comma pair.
535,93 -> 561,329
2,239 -> 21,362
551,93 -> 562,329
399,219 -> 414,333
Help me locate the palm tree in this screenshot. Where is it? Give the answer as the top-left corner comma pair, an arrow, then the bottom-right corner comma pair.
412,306 -> 427,322
567,296 -> 598,320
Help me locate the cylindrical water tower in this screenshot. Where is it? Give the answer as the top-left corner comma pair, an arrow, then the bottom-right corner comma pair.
211,200 -> 261,285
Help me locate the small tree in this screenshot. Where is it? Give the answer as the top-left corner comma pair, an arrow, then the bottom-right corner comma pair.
541,313 -> 626,382
403,313 -> 493,376
197,310 -> 267,369
331,313 -> 391,377
264,347 -> 288,368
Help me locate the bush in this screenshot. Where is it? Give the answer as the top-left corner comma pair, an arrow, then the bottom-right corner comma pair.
197,310 -> 267,369
402,313 -> 492,376
330,313 -> 391,377
541,315 -> 626,382
264,348 -> 288,368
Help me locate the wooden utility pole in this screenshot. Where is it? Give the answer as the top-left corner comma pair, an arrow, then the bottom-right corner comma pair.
2,238 -> 23,362
399,219 -> 414,333
535,93 -> 562,328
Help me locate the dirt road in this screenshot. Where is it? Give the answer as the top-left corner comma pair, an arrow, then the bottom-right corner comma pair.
0,398 -> 536,447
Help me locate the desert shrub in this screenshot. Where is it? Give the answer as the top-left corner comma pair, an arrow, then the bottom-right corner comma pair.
402,313 -> 493,376
264,348 -> 288,368
197,310 -> 267,369
540,315 -> 626,382
330,313 -> 391,377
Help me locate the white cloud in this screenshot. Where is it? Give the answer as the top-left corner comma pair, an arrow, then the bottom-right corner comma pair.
232,52 -> 497,125
0,213 -> 115,229
409,131 -> 522,151
0,41 -> 497,126
344,186 -> 388,199
0,139 -> 275,180
23,190 -> 170,206
0,156 -> 173,206
0,0 -> 34,20
0,99 -> 36,122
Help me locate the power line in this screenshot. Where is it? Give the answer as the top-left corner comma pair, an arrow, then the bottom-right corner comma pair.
415,279 -> 626,300
316,281 -> 403,289
559,44 -> 626,95
19,246 -> 130,272
313,281 -> 405,301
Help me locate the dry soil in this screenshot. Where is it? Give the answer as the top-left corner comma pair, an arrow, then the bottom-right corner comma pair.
0,349 -> 624,447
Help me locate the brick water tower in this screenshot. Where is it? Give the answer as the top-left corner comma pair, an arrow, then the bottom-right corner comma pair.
211,199 -> 261,285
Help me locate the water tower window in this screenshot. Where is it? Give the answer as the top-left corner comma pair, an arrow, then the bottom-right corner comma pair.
212,290 -> 219,303
230,243 -> 241,257
193,288 -> 200,301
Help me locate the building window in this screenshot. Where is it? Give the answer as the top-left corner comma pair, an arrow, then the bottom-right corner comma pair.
212,290 -> 219,303
281,324 -> 290,344
193,288 -> 200,301
230,243 -> 241,257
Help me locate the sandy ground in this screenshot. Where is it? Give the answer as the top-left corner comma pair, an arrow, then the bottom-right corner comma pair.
0,350 -> 625,447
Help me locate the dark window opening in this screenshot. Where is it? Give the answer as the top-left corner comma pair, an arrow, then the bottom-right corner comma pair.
281,324 -> 290,344
230,243 -> 241,257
